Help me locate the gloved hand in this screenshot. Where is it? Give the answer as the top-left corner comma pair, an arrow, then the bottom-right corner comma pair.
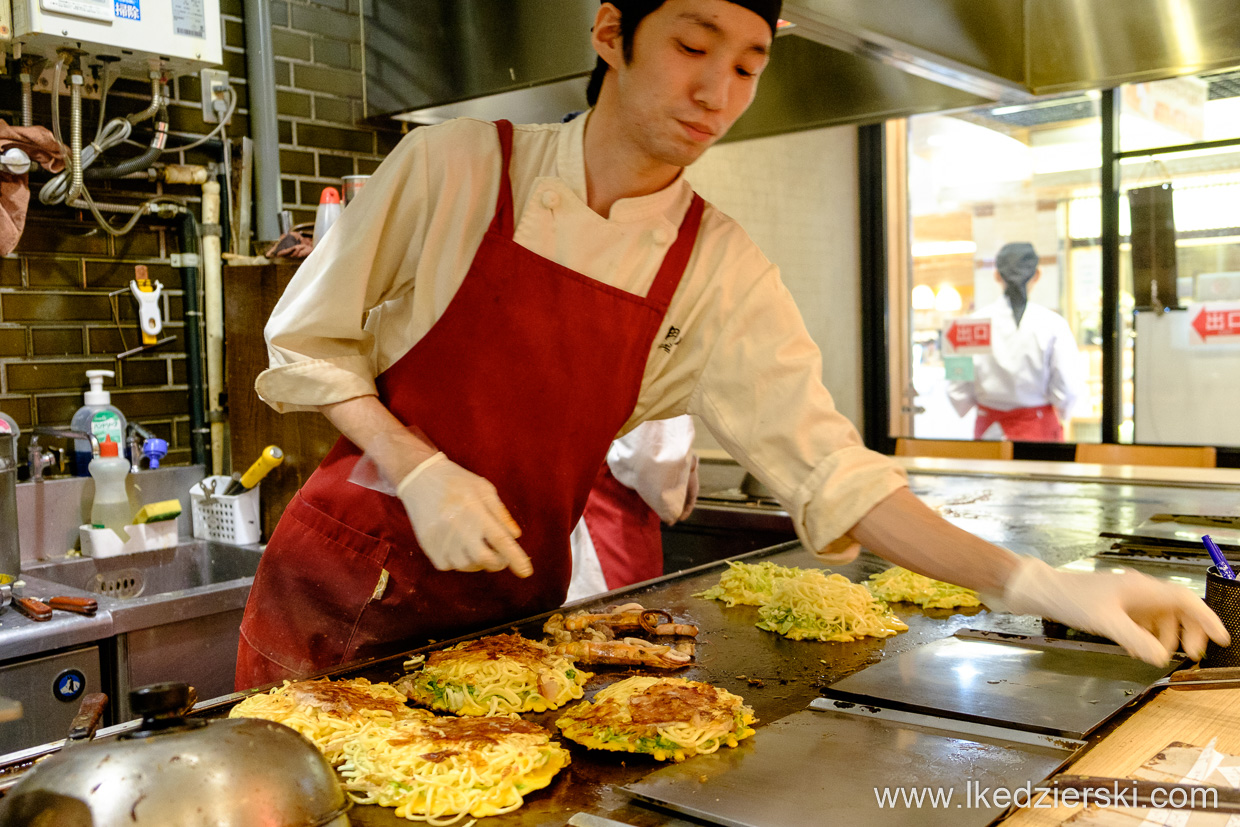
992,556 -> 1228,665
396,452 -> 533,577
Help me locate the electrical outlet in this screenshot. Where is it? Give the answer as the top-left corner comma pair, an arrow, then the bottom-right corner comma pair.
199,68 -> 231,124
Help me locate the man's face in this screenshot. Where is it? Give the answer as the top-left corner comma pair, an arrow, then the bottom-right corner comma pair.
608,0 -> 772,168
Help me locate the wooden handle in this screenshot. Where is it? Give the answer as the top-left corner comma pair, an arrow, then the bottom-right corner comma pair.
67,693 -> 108,744
45,596 -> 98,615
13,596 -> 52,621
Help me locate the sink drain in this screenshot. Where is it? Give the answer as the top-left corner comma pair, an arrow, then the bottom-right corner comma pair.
93,569 -> 144,599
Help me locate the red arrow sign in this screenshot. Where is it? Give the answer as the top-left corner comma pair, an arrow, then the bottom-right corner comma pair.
1191,305 -> 1240,340
946,319 -> 991,351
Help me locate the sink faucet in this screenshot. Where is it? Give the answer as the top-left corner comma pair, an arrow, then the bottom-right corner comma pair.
126,422 -> 156,473
28,427 -> 99,483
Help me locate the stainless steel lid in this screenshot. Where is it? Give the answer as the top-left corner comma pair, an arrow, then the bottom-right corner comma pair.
0,683 -> 350,827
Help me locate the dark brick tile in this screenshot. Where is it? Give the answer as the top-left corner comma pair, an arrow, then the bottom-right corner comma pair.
280,148 -> 316,175
26,258 -> 81,288
180,75 -> 202,103
271,1 -> 289,27
302,181 -> 339,207
313,0 -> 348,11
0,258 -> 23,287
88,327 -> 124,354
313,38 -> 353,70
0,327 -> 27,356
166,295 -> 183,322
289,5 -> 359,41
376,129 -> 402,155
4,293 -> 112,322
0,398 -> 32,428
290,208 -> 315,226
120,358 -> 170,387
89,326 -> 184,356
171,358 -> 187,385
282,179 -> 298,207
166,103 -> 210,135
224,18 -> 245,49
16,222 -> 111,255
163,448 -> 193,467
134,419 -> 174,442
112,229 -> 162,259
35,393 -> 82,425
8,360 -> 109,392
31,328 -> 85,356
357,157 -> 381,175
318,153 -> 353,178
273,28 -> 312,61
279,119 -> 294,144
112,389 -> 190,418
222,50 -> 249,80
275,61 -> 292,86
220,0 -> 243,16
278,90 -> 312,118
174,418 -> 190,446
297,122 -> 372,154
313,95 -> 354,124
292,64 -> 362,99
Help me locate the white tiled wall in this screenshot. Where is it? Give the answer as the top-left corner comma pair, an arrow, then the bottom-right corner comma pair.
684,125 -> 863,453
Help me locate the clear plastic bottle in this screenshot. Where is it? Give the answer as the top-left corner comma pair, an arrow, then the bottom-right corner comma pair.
71,370 -> 127,476
89,435 -> 132,536
312,186 -> 342,246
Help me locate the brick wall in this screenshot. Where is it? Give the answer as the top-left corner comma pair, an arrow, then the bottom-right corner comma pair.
0,0 -> 401,474
270,0 -> 404,228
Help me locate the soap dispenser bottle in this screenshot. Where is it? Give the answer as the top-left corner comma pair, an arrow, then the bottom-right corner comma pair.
89,435 -> 131,539
71,370 -> 128,476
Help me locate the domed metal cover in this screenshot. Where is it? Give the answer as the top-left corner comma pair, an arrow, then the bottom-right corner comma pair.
0,717 -> 350,827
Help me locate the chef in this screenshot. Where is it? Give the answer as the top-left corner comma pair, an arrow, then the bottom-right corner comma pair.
948,242 -> 1085,441
236,0 -> 1225,689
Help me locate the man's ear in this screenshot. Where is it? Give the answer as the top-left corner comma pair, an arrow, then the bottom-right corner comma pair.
592,3 -> 625,71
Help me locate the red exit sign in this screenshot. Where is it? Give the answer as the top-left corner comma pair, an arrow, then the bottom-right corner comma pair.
1191,304 -> 1240,342
945,318 -> 992,354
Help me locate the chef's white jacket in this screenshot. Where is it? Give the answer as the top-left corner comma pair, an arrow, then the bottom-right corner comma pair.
947,298 -> 1084,419
257,113 -> 906,561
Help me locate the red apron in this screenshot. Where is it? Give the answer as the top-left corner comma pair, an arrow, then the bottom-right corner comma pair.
236,120 -> 705,689
975,403 -> 1064,442
582,461 -> 664,590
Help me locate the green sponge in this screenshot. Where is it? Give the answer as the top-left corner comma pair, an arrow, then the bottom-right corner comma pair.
134,500 -> 183,524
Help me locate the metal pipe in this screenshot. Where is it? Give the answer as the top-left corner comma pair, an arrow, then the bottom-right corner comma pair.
201,180 -> 225,475
176,212 -> 209,468
66,70 -> 84,204
19,74 -> 32,128
243,0 -> 282,243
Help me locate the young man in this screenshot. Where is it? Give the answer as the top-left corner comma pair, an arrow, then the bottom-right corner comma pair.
236,0 -> 1225,689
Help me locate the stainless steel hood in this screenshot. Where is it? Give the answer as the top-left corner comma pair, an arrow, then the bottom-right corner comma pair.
362,0 -> 1240,135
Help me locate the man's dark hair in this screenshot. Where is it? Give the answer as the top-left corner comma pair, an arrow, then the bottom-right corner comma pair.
586,1 -> 664,107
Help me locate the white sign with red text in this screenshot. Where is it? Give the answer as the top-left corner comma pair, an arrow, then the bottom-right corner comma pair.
1189,303 -> 1240,346
943,318 -> 992,356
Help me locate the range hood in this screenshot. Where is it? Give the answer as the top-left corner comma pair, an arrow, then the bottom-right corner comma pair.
362,0 -> 1240,137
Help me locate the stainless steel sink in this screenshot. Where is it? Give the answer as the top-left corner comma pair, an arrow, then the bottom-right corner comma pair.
26,541 -> 262,600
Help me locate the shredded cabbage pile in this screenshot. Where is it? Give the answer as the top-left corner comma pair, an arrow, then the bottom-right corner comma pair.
866,566 -> 981,609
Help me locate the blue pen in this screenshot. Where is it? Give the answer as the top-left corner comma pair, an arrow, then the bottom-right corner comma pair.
1203,535 -> 1236,579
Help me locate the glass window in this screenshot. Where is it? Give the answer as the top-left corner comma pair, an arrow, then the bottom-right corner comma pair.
1119,70 -> 1240,153
904,94 -> 1103,444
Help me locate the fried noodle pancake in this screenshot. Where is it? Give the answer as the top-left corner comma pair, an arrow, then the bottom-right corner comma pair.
398,633 -> 590,716
556,676 -> 756,762
229,677 -> 432,763
339,715 -> 570,824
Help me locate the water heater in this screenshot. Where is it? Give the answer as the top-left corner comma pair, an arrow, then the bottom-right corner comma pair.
11,0 -> 222,75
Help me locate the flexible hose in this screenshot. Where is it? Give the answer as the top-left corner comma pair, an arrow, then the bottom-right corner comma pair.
65,73 -> 84,204
19,75 -> 32,128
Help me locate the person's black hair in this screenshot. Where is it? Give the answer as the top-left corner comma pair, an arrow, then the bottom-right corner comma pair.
996,242 -> 1039,327
586,1 -> 663,107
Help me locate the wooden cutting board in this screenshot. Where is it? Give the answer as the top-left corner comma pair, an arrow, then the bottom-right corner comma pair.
1003,688 -> 1240,825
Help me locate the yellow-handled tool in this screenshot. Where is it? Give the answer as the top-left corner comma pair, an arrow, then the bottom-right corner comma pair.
224,446 -> 284,496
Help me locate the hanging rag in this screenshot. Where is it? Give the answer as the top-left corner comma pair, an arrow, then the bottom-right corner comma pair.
0,120 -> 64,255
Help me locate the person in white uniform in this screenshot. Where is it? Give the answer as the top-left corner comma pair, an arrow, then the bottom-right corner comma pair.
568,417 -> 698,602
239,0 -> 1225,686
949,242 -> 1085,442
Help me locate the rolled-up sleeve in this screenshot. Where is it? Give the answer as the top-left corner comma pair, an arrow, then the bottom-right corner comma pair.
689,265 -> 907,561
255,127 -> 434,413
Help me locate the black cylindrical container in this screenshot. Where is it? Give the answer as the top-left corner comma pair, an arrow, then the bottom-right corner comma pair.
1204,565 -> 1240,667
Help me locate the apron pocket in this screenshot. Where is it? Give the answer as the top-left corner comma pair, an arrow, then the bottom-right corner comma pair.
239,493 -> 392,678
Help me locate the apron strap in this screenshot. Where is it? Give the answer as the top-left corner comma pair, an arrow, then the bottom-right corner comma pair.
646,193 -> 705,309
488,120 -> 517,239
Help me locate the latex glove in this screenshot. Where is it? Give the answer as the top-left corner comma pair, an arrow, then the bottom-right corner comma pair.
396,452 -> 533,577
992,556 -> 1228,666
